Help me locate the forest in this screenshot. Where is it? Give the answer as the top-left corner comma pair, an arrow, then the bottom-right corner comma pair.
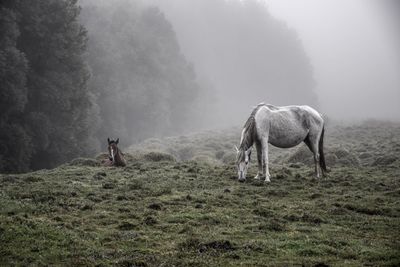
0,0 -> 315,173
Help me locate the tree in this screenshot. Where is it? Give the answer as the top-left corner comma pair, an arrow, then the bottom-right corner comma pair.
0,6 -> 32,173
81,1 -> 199,144
1,0 -> 99,171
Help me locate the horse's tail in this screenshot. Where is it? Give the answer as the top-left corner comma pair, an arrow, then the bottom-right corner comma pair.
319,126 -> 328,173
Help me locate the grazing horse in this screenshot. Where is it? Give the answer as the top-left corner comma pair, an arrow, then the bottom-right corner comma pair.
236,103 -> 327,182
107,138 -> 126,167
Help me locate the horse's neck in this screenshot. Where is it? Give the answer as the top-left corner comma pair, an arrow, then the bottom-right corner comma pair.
114,149 -> 125,164
240,130 -> 254,151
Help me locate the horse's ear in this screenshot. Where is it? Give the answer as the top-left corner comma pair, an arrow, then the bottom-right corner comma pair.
116,138 -> 119,144
107,138 -> 111,144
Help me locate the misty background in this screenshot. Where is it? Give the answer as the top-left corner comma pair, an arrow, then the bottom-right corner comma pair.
154,0 -> 400,121
0,0 -> 399,173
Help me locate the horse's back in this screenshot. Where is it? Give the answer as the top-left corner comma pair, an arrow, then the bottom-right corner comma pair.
271,105 -> 323,125
296,105 -> 324,130
298,105 -> 323,120
255,104 -> 323,148
274,105 -> 324,133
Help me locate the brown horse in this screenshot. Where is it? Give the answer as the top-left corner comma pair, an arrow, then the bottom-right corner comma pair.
106,138 -> 126,167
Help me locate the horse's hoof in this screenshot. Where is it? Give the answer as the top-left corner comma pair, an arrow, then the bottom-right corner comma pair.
264,176 -> 271,182
254,173 -> 265,180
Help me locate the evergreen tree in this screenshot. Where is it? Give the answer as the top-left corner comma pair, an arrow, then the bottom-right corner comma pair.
0,6 -> 32,173
1,0 -> 99,170
18,0 -> 98,169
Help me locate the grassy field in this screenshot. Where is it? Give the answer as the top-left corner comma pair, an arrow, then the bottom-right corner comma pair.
0,121 -> 399,266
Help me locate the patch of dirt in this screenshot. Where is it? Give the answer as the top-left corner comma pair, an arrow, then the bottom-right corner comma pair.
118,222 -> 137,231
143,216 -> 157,225
148,203 -> 162,210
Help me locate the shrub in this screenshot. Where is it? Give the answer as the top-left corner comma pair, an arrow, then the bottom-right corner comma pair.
286,146 -> 313,165
141,152 -> 176,162
372,155 -> 398,166
69,158 -> 99,167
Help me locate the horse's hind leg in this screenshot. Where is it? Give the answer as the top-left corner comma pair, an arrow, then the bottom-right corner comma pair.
304,135 -> 321,178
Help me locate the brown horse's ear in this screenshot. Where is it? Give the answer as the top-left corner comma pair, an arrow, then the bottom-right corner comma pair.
107,138 -> 111,144
116,138 -> 119,144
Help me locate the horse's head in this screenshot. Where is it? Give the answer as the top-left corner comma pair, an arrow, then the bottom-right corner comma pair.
107,138 -> 119,162
236,146 -> 252,182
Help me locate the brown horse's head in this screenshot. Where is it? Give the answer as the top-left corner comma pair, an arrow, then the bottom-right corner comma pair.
107,138 -> 120,162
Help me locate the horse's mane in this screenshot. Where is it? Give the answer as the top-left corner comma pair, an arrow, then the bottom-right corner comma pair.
265,104 -> 278,110
237,103 -> 265,162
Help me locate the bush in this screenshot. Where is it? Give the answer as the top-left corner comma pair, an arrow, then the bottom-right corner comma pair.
332,148 -> 360,167
177,146 -> 195,161
141,152 -> 176,162
359,152 -> 372,159
372,155 -> 398,166
325,153 -> 338,167
287,146 -> 313,165
69,158 -> 99,167
192,155 -> 219,165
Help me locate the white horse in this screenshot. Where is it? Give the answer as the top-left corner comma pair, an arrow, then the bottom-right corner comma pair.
236,103 -> 327,182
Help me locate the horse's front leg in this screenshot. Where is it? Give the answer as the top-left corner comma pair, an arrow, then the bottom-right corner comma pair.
254,141 -> 263,180
314,153 -> 320,178
261,139 -> 271,182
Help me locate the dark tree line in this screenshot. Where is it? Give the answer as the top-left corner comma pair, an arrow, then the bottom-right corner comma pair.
0,0 -> 200,173
1,0 -> 97,172
0,5 -> 30,172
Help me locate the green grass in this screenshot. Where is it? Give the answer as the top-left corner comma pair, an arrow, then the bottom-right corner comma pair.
1,121 -> 399,266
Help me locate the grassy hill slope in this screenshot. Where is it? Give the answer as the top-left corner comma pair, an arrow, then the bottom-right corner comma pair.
1,121 -> 399,266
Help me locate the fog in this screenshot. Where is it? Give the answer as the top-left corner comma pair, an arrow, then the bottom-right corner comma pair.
1,0 -> 399,172
266,0 -> 400,121
152,0 -> 317,126
153,0 -> 400,122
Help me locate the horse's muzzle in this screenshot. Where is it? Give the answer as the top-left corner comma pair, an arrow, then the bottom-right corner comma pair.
238,170 -> 246,182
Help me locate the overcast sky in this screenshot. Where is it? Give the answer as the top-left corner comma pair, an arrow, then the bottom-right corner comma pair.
266,0 -> 400,120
